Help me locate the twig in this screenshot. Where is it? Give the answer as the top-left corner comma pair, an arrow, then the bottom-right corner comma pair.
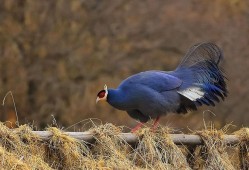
2,91 -> 19,126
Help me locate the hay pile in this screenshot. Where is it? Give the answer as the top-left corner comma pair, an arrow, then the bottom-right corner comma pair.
0,122 -> 248,170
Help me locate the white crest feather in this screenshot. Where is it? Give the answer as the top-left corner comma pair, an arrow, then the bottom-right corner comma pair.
104,84 -> 108,95
178,87 -> 204,101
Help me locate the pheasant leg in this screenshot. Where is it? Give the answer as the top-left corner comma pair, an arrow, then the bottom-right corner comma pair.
131,122 -> 144,133
151,116 -> 160,131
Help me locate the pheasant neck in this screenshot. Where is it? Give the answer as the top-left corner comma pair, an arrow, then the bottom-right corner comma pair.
107,89 -> 127,110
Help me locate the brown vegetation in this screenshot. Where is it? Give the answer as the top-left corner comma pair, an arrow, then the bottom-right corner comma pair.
0,0 -> 249,130
0,123 -> 248,169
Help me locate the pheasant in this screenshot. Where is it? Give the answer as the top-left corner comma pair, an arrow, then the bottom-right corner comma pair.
96,42 -> 227,132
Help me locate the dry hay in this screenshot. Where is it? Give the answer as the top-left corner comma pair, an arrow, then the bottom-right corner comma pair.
133,127 -> 190,169
234,128 -> 249,169
191,127 -> 235,170
0,122 -> 248,170
0,123 -> 51,170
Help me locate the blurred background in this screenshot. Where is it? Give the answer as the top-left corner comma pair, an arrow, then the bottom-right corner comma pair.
0,0 -> 248,131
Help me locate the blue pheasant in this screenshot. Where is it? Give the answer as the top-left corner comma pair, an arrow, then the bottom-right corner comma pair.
96,42 -> 227,132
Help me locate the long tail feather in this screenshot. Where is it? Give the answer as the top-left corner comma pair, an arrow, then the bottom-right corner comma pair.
174,42 -> 227,109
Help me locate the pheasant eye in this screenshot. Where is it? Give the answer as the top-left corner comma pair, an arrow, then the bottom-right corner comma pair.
97,90 -> 106,98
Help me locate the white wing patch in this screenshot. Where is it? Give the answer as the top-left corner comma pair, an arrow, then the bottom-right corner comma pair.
177,87 -> 204,101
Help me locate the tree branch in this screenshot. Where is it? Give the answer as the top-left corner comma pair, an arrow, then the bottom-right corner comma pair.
30,131 -> 240,145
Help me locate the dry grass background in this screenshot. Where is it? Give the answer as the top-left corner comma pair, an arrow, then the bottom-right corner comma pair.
0,122 -> 248,169
0,1 -> 249,169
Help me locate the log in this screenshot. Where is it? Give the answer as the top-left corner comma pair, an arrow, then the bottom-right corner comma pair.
31,131 -> 241,145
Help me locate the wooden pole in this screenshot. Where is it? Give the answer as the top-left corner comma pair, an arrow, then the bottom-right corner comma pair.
31,131 -> 240,145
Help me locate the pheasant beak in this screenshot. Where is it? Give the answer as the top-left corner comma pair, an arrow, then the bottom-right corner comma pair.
96,96 -> 107,104
96,97 -> 100,104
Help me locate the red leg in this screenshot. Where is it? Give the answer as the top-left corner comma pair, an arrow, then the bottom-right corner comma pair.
152,116 -> 160,131
131,122 -> 144,133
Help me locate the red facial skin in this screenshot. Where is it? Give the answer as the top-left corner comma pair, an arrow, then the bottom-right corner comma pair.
97,90 -> 106,99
